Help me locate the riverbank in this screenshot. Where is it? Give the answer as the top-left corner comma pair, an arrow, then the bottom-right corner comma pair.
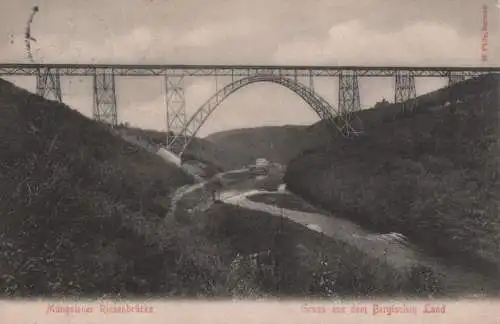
242,189 -> 498,297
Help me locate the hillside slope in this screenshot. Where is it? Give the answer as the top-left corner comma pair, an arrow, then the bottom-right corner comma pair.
1,79 -> 435,300
0,79 -> 228,297
285,75 -> 500,283
115,125 -> 228,174
204,75 -> 496,169
204,125 -> 316,169
194,203 -> 446,298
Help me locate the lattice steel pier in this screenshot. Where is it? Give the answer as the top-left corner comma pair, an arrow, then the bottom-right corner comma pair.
93,68 -> 118,126
394,70 -> 417,114
338,70 -> 362,136
36,67 -> 62,102
165,75 -> 187,150
2,63 -> 498,155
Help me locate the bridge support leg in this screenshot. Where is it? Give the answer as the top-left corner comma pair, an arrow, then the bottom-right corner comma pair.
394,71 -> 416,115
309,70 -> 315,94
93,68 -> 118,127
448,71 -> 466,106
165,75 -> 188,152
36,67 -> 62,102
338,71 -> 362,136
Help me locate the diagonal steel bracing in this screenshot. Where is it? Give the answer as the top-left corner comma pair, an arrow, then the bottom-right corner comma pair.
309,70 -> 315,94
6,63 -> 498,151
36,67 -> 62,102
338,71 -> 362,136
1,63 -> 497,78
165,75 -> 187,150
92,68 -> 118,126
166,75 -> 340,155
394,70 -> 416,114
448,71 -> 466,86
448,71 -> 467,104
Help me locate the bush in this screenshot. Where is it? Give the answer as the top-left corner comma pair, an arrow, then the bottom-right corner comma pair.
194,203 -> 444,298
285,86 -> 500,291
0,79 -> 231,298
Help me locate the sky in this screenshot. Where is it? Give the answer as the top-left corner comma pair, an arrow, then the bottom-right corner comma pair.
0,0 -> 499,137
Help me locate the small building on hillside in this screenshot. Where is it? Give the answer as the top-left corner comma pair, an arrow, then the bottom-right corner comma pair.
256,158 -> 269,167
249,158 -> 270,175
277,184 -> 287,193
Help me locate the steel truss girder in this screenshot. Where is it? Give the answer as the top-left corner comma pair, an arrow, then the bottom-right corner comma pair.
93,68 -> 118,126
166,75 -> 342,155
394,70 -> 417,114
338,71 -> 362,137
36,67 -> 62,102
0,63 -> 498,78
165,75 -> 187,149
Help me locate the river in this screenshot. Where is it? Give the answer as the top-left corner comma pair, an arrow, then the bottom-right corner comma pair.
167,167 -> 493,297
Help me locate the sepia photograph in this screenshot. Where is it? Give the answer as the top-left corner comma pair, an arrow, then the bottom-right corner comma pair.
0,0 -> 500,322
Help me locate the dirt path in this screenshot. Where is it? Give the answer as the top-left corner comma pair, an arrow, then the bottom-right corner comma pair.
166,168 -> 252,218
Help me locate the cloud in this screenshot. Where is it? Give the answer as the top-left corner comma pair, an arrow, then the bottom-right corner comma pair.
178,20 -> 255,47
1,12 -> 486,136
273,20 -> 481,65
1,18 -> 260,64
30,27 -> 176,63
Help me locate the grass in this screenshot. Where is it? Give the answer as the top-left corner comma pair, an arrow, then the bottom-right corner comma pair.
193,203 -> 445,299
102,74 -> 500,297
0,78 -> 440,300
285,80 -> 500,286
115,124 -> 228,174
0,78 -> 232,298
91,74 -> 500,297
4,72 -> 490,298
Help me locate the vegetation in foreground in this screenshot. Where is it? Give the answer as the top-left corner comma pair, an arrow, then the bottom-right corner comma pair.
0,79 -> 442,299
107,74 -> 500,296
193,203 -> 445,299
285,84 -> 500,287
0,79 -> 228,297
115,124 -> 229,174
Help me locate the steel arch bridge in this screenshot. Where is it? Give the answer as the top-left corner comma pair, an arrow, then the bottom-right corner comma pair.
166,75 -> 360,154
1,63 -> 498,157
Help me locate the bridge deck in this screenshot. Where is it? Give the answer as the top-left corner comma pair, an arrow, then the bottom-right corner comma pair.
1,63 -> 499,77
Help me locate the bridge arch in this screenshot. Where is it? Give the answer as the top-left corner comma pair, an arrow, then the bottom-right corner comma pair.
167,75 -> 347,155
